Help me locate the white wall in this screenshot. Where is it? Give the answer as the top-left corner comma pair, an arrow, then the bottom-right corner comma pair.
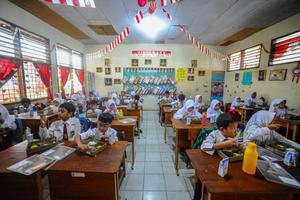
224,13 -> 300,109
0,1 -> 85,94
85,44 -> 225,109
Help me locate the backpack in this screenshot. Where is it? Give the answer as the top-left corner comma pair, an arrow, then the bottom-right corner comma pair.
192,127 -> 216,149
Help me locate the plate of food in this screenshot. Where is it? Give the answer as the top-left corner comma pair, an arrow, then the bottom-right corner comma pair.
26,137 -> 58,155
217,146 -> 244,162
76,139 -> 108,157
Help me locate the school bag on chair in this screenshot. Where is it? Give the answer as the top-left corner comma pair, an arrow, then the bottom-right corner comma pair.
192,127 -> 216,149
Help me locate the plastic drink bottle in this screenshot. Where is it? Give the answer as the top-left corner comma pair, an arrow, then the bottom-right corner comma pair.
242,142 -> 258,175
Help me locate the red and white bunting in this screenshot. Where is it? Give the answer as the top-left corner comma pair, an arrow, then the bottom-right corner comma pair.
135,11 -> 143,24
162,8 -> 173,21
86,27 -> 130,59
161,0 -> 167,7
44,0 -> 96,8
170,0 -> 177,4
178,26 -> 228,61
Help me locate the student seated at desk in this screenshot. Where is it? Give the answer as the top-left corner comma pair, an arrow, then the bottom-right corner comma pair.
245,92 -> 257,107
111,93 -> 121,106
76,113 -> 118,150
230,96 -> 244,110
18,98 -> 33,113
104,99 -> 120,118
159,90 -> 173,103
86,100 -> 102,118
130,94 -> 143,108
207,99 -> 223,120
171,94 -> 186,109
269,99 -> 288,117
201,113 -> 238,155
53,92 -> 64,104
0,105 -> 17,149
173,100 -> 201,120
194,95 -> 205,110
39,102 -> 81,141
88,89 -> 101,102
257,96 -> 267,107
244,110 -> 300,150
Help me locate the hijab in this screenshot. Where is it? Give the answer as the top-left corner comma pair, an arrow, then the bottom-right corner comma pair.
269,98 -> 285,112
231,97 -> 241,109
207,99 -> 221,118
245,110 -> 275,131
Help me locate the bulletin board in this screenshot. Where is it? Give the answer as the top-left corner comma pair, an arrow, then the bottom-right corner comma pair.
176,68 -> 187,81
211,71 -> 225,101
123,67 -> 176,95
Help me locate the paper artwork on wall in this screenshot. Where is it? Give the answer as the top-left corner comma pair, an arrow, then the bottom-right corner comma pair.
105,68 -> 111,75
198,70 -> 205,76
131,59 -> 139,67
104,78 -> 112,86
187,76 -> 194,81
145,59 -> 152,65
242,71 -> 252,85
235,73 -> 239,81
258,70 -> 266,81
115,67 -> 121,73
176,68 -> 187,81
211,71 -> 225,101
191,60 -> 197,68
96,67 -> 102,73
104,58 -> 110,67
188,68 -> 194,74
160,59 -> 167,67
269,69 -> 287,81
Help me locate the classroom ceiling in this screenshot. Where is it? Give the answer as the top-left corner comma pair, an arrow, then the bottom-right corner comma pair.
12,0 -> 300,45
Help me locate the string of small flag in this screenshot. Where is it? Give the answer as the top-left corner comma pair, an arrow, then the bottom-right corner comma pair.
44,0 -> 96,8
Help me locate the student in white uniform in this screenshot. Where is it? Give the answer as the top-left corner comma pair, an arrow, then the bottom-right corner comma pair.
76,112 -> 118,150
171,94 -> 186,109
269,98 -> 288,117
194,95 -> 205,110
39,102 -> 81,141
160,90 -> 173,103
245,92 -> 257,107
230,96 -> 243,110
244,110 -> 300,150
111,93 -> 121,106
0,104 -> 16,130
173,100 -> 202,120
86,100 -> 102,118
207,99 -> 223,119
201,113 -> 238,155
103,99 -> 120,118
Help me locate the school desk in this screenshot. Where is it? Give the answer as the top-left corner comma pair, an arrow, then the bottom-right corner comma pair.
126,107 -> 141,138
163,107 -> 177,143
16,112 -> 59,136
0,141 -> 45,200
159,103 -> 172,124
89,116 -> 137,169
273,118 -> 300,141
236,106 -> 254,123
48,141 -> 127,200
171,119 -> 213,175
186,149 -> 300,200
99,105 -> 128,116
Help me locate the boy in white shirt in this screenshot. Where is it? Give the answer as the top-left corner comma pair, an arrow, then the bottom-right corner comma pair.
39,102 -> 81,142
86,100 -> 102,118
201,113 -> 238,155
76,112 -> 118,150
160,90 -> 173,103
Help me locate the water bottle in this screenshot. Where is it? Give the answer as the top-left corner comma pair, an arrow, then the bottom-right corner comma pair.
29,106 -> 34,117
242,142 -> 258,175
26,127 -> 33,143
201,112 -> 207,127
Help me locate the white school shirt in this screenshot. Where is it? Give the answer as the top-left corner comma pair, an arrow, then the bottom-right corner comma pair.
103,109 -> 120,117
0,104 -> 17,130
201,129 -> 227,155
39,117 -> 81,141
79,127 -> 118,144
160,96 -> 173,103
87,108 -> 102,117
173,108 -> 202,120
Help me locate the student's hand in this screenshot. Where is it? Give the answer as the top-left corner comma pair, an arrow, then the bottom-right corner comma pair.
40,115 -> 47,128
78,143 -> 88,150
223,138 -> 237,148
268,124 -> 281,130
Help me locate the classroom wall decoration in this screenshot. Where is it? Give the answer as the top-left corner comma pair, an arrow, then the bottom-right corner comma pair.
114,79 -> 122,84
235,73 -> 239,81
123,67 -> 176,95
176,68 -> 187,81
258,70 -> 266,81
198,70 -> 205,76
145,59 -> 152,65
211,71 -> 225,101
187,76 -> 194,81
160,59 -> 167,67
191,60 -> 197,68
269,69 -> 287,81
188,68 -> 194,74
104,58 -> 110,67
115,67 -> 121,73
292,62 -> 300,83
96,67 -> 102,73
242,71 -> 252,85
105,67 -> 111,75
104,78 -> 112,86
131,59 -> 139,67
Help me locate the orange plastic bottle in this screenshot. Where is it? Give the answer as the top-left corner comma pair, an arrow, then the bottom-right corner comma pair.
242,142 -> 258,175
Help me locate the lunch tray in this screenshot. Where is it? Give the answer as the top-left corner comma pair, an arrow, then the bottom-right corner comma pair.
217,147 -> 244,162
76,139 -> 108,157
26,138 -> 58,155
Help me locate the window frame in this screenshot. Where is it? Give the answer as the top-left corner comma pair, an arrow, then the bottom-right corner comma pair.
268,29 -> 300,66
227,44 -> 262,72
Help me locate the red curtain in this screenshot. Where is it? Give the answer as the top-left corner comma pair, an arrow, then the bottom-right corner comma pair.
35,63 -> 52,99
75,69 -> 85,93
60,67 -> 70,98
0,57 -> 21,87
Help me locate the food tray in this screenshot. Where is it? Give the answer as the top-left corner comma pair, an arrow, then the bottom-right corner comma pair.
76,139 -> 108,157
26,138 -> 57,155
265,143 -> 290,157
217,147 -> 244,162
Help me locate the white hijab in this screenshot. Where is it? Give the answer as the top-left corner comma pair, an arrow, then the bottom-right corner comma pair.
245,110 -> 275,131
0,104 -> 16,129
106,99 -> 116,110
269,98 -> 284,112
209,100 -> 220,110
231,97 -> 241,109
184,99 -> 195,110
207,99 -> 221,118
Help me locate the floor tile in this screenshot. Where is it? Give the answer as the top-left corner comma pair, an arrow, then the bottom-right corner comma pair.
161,153 -> 173,162
120,191 -> 143,200
136,152 -> 145,161
143,191 -> 167,200
144,174 -> 166,191
167,191 -> 191,200
164,175 -> 187,191
145,152 -> 161,161
127,161 -> 145,174
145,162 -> 163,174
146,144 -> 160,152
124,174 -> 144,190
162,162 -> 176,174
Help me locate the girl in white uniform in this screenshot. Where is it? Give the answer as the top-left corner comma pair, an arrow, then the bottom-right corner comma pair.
207,99 -> 223,119
173,100 -> 202,120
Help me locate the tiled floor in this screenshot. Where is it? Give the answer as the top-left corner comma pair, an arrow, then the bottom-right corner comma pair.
120,111 -> 195,200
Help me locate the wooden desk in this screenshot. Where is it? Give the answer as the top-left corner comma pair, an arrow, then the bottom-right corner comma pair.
163,107 -> 177,143
126,107 -> 141,139
112,116 -> 137,169
48,141 -> 127,200
17,112 -> 59,136
187,149 -> 300,200
159,103 -> 172,124
171,119 -> 212,175
0,141 -> 44,200
236,107 -> 254,123
273,118 -> 300,141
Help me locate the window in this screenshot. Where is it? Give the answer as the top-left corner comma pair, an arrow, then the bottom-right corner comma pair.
0,72 -> 21,104
0,20 -> 20,58
269,30 -> 300,65
56,45 -> 71,67
228,45 -> 261,71
72,50 -> 83,69
23,61 -> 48,99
